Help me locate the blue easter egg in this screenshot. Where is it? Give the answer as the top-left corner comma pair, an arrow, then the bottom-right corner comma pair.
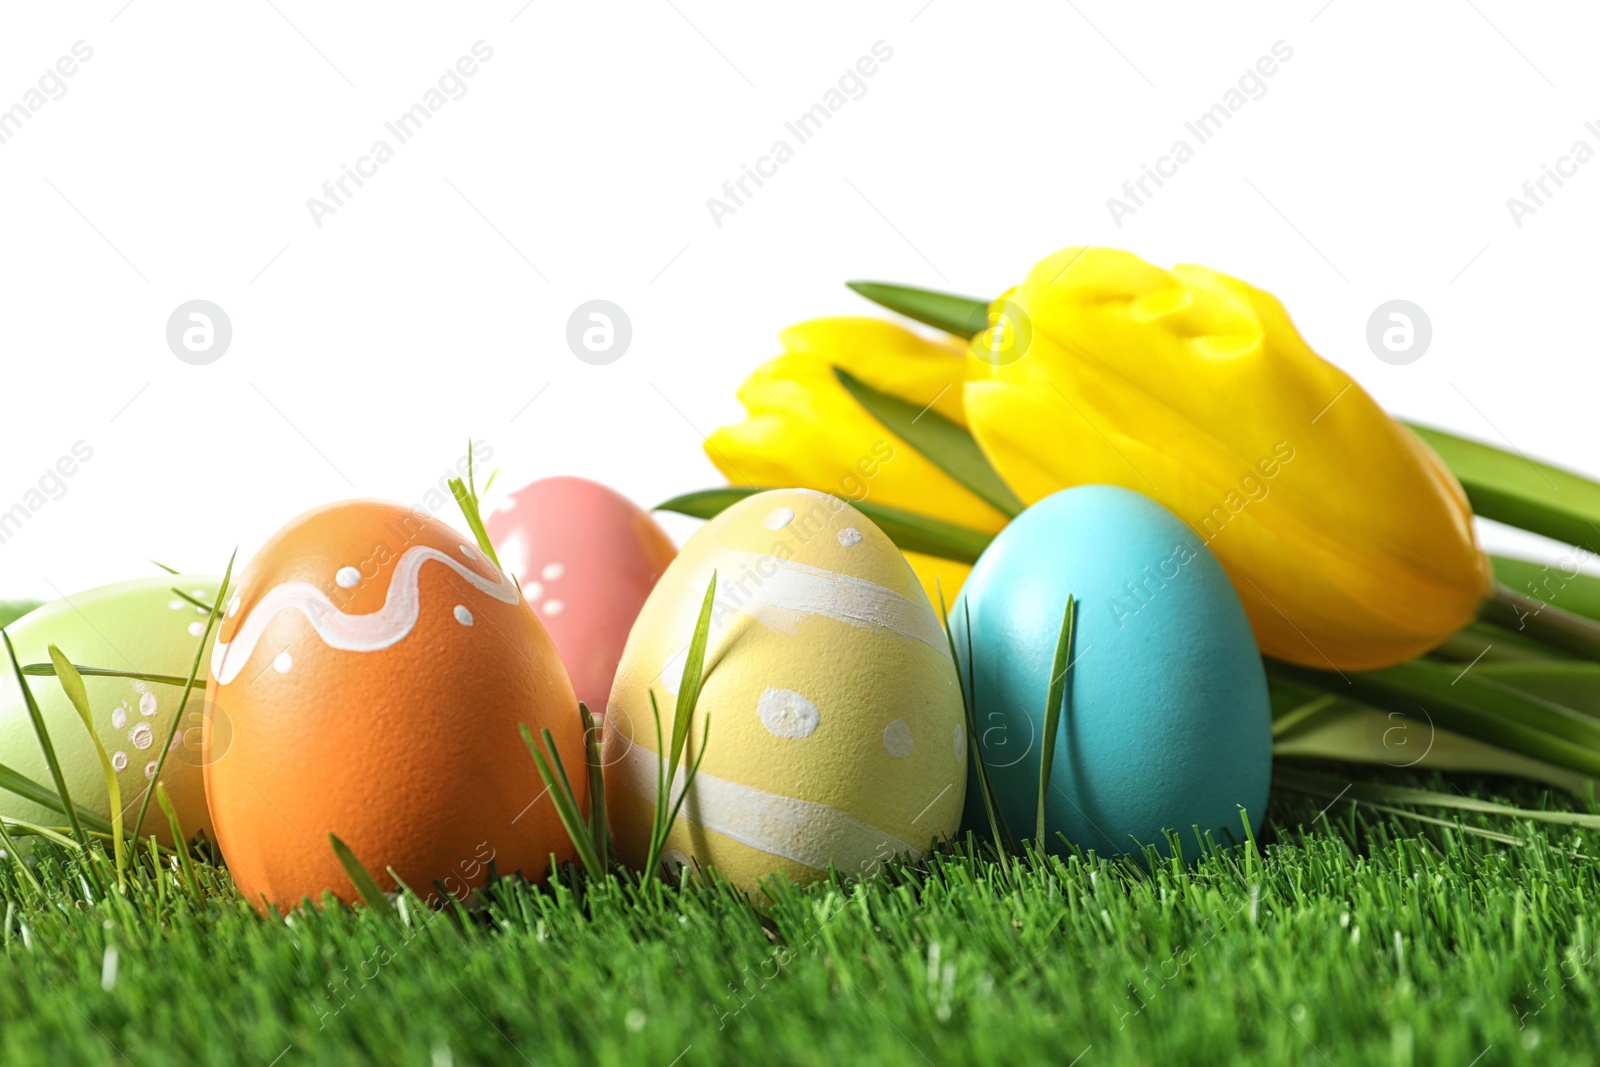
953,485 -> 1271,860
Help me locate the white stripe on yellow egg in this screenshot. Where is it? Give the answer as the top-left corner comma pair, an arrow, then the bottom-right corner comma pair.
605,488 -> 966,895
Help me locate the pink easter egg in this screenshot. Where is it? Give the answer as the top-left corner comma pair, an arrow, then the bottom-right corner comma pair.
485,477 -> 677,721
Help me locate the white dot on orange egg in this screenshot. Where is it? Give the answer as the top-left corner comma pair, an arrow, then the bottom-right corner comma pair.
111,706 -> 127,730
542,599 -> 565,616
111,752 -> 128,772
336,567 -> 360,589
454,605 -> 474,626
139,692 -> 158,717
837,528 -> 863,548
883,719 -> 913,759
188,622 -> 205,637
757,687 -> 821,740
764,508 -> 795,530
129,722 -> 154,750
541,562 -> 565,582
274,652 -> 293,673
227,595 -> 241,618
954,725 -> 966,762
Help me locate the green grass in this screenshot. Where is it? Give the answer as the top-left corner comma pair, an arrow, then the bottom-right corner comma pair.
0,773 -> 1595,1066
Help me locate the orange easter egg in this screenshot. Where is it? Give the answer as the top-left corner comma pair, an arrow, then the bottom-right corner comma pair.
205,500 -> 583,912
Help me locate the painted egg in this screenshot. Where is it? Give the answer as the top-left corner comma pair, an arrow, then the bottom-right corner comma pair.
0,576 -> 221,845
954,485 -> 1271,861
485,477 -> 676,718
602,488 -> 966,896
205,500 -> 583,911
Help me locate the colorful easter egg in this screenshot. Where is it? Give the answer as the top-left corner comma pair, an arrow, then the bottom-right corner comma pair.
603,488 -> 965,897
205,500 -> 583,911
955,485 -> 1272,861
0,576 -> 220,845
485,477 -> 676,718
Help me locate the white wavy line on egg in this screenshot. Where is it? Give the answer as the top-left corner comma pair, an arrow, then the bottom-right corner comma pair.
612,740 -> 919,873
713,551 -> 949,656
210,545 -> 519,686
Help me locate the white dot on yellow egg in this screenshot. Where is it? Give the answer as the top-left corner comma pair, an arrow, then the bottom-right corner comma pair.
167,599 -> 185,611
757,687 -> 821,739
191,590 -> 207,599
543,599 -> 565,616
453,605 -> 474,626
954,725 -> 966,762
129,723 -> 154,751
111,706 -> 127,730
837,527 -> 863,547
273,652 -> 293,673
336,566 -> 361,589
542,561 -> 565,582
188,621 -> 205,637
144,761 -> 158,780
883,719 -> 913,759
764,507 -> 796,530
139,692 -> 158,717
111,752 -> 127,772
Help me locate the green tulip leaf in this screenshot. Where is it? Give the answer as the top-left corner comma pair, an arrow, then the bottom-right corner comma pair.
1269,658 -> 1600,779
832,367 -> 1023,518
846,281 -> 988,338
0,601 -> 41,629
1491,555 -> 1600,623
1410,424 -> 1600,551
657,488 -> 995,564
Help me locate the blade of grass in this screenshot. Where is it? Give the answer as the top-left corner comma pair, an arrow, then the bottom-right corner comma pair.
579,701 -> 611,870
132,550 -> 234,841
519,723 -> 604,877
938,584 -> 1012,858
329,833 -> 397,921
21,663 -> 207,688
154,783 -> 200,898
659,489 -> 993,564
1037,596 -> 1076,849
833,366 -> 1022,518
3,631 -> 96,869
449,439 -> 504,571
149,560 -> 180,575
48,647 -> 125,888
644,571 -> 718,880
0,761 -> 112,835
0,817 -> 44,896
1275,764 -> 1600,831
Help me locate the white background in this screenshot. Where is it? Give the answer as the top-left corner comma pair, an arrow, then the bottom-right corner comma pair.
0,0 -> 1594,599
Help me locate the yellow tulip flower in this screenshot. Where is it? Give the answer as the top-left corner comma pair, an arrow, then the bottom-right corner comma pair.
704,318 -> 1006,603
963,246 -> 1491,670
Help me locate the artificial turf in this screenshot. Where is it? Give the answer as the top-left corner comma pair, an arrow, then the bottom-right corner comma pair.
0,773 -> 1593,1066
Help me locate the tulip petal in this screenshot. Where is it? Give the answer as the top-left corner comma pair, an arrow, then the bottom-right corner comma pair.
706,318 -> 1009,537
964,247 -> 1491,670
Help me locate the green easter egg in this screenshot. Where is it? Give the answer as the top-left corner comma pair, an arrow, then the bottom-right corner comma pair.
0,576 -> 221,846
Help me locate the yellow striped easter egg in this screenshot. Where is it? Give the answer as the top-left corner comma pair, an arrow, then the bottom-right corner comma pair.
602,489 -> 966,897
